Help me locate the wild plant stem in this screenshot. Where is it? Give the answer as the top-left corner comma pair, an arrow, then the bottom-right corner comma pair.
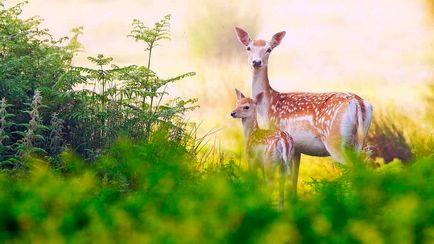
147,43 -> 154,113
146,42 -> 154,136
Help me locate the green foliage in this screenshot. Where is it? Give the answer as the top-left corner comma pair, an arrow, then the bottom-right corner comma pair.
0,2 -> 196,162
0,91 -> 49,167
48,113 -> 64,155
301,155 -> 433,243
65,15 -> 197,159
0,98 -> 14,165
128,15 -> 171,51
0,1 -> 75,109
66,26 -> 84,54
14,90 -> 48,161
0,1 -> 78,163
0,135 -> 431,243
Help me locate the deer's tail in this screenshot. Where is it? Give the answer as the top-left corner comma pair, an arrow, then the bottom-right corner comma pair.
355,99 -> 373,151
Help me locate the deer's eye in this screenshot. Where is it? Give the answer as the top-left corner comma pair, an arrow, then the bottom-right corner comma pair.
243,106 -> 250,110
246,47 -> 251,51
267,48 -> 272,53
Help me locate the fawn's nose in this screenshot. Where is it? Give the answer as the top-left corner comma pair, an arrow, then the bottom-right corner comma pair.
230,112 -> 236,118
252,60 -> 262,67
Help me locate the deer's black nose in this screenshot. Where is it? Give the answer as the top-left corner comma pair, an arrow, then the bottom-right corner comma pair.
252,60 -> 262,67
230,112 -> 236,117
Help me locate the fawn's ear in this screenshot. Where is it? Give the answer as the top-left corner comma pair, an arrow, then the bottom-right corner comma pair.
255,92 -> 264,105
235,88 -> 245,100
235,27 -> 251,46
270,31 -> 286,48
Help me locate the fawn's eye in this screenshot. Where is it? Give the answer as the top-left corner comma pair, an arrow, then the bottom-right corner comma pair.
246,47 -> 251,51
243,106 -> 250,110
267,48 -> 272,53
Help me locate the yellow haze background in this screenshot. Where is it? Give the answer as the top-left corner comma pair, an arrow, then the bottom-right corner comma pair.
8,0 -> 434,191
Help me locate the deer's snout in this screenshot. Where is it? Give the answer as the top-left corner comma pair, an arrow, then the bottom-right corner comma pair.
230,111 -> 237,118
252,59 -> 262,68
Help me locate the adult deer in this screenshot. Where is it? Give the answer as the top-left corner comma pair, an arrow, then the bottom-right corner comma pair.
235,27 -> 373,191
231,89 -> 294,208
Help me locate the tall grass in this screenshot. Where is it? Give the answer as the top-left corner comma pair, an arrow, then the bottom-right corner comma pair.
367,114 -> 413,164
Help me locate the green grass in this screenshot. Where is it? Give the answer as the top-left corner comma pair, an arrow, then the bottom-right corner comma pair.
0,133 -> 432,243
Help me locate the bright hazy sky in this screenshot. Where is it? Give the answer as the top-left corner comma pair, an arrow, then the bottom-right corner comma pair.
5,0 -> 434,141
7,0 -> 433,85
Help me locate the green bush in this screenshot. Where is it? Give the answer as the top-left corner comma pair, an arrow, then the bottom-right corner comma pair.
0,1 -> 75,110
0,134 -> 431,243
0,2 -> 196,163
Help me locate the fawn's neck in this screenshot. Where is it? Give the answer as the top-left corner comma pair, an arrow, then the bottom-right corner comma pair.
242,115 -> 259,144
252,67 -> 273,99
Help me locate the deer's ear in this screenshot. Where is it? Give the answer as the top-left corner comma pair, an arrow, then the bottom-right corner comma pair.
255,92 -> 264,105
235,88 -> 245,100
235,27 -> 251,46
270,31 -> 286,48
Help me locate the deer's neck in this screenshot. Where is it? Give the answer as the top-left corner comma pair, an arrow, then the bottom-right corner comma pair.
252,67 -> 273,98
242,115 -> 258,144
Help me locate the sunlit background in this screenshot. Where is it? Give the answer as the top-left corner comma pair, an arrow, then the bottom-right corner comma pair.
7,0 -> 434,185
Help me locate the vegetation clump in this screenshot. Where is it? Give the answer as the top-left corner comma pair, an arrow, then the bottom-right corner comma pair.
0,1 -> 196,162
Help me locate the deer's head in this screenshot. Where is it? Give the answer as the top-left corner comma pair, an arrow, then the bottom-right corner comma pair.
235,27 -> 285,69
231,89 -> 264,119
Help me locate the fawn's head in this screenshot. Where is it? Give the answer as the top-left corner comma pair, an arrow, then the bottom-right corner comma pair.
231,89 -> 264,119
235,27 -> 285,69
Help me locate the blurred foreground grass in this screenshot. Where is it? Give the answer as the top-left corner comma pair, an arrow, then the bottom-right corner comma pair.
0,130 -> 432,243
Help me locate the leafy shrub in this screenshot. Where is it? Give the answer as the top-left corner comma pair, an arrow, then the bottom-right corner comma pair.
0,91 -> 48,167
63,15 -> 196,160
0,1 -> 79,163
0,1 -> 76,118
0,136 -> 431,243
0,2 -> 196,162
0,98 -> 14,164
14,90 -> 47,159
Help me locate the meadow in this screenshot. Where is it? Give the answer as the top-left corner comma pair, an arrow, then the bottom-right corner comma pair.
0,0 -> 433,242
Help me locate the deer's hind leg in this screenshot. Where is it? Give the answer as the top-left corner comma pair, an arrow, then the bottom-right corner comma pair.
322,101 -> 358,163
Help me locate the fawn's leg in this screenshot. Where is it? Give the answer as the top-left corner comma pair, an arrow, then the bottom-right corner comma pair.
291,153 -> 301,196
278,163 -> 287,209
